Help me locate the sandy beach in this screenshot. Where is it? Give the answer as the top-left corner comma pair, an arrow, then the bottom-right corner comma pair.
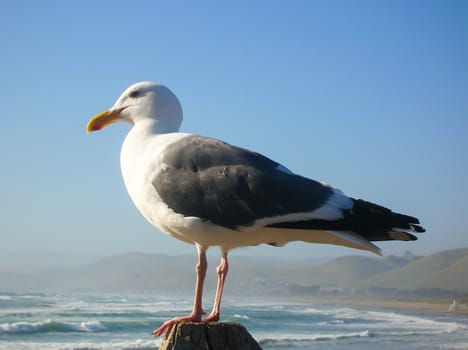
311,297 -> 468,315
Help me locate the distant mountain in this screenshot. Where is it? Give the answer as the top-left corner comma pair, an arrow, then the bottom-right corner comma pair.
1,249 -> 467,297
274,253 -> 421,287
0,253 -> 194,293
365,248 -> 468,291
0,250 -> 99,273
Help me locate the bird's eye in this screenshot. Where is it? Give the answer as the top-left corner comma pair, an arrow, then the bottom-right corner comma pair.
129,90 -> 140,98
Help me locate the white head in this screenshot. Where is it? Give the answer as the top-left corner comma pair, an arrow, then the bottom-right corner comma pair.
87,81 -> 183,134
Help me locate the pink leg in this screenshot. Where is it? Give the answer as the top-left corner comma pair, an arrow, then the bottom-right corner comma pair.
152,246 -> 208,337
203,251 -> 229,322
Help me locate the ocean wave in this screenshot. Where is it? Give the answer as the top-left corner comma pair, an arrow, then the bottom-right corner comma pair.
258,330 -> 370,346
290,306 -> 333,316
0,339 -> 159,350
232,314 -> 250,320
18,295 -> 43,299
316,319 -> 345,326
54,300 -> 193,316
0,319 -> 107,334
337,308 -> 465,334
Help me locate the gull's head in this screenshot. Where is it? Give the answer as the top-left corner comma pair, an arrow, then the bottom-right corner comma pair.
87,81 -> 183,134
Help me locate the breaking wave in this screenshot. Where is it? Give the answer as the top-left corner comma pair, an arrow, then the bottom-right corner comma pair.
0,339 -> 158,350
259,330 -> 371,346
0,319 -> 107,334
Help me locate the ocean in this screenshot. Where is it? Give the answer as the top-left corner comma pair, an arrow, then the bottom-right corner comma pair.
0,293 -> 467,350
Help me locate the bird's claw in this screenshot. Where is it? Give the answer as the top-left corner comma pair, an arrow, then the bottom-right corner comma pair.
152,314 -> 202,338
202,312 -> 220,322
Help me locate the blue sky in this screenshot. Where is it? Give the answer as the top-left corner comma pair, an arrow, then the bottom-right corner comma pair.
0,1 -> 466,260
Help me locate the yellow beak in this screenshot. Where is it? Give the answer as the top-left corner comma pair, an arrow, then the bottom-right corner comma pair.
86,107 -> 127,132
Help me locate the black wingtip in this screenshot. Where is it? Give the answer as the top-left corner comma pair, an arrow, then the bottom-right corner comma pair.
410,224 -> 425,233
392,212 -> 425,234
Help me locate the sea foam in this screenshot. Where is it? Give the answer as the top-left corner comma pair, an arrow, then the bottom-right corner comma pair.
258,330 -> 370,347
0,339 -> 158,350
0,319 -> 107,334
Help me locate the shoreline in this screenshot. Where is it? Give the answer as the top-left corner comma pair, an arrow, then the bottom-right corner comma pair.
303,296 -> 468,316
230,293 -> 468,316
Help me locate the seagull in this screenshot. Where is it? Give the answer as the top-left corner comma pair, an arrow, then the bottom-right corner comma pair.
87,81 -> 424,336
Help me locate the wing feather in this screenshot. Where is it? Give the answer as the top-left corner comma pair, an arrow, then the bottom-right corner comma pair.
153,135 -> 339,229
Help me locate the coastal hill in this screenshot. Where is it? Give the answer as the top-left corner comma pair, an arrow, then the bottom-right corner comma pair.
1,248 -> 467,297
365,248 -> 468,291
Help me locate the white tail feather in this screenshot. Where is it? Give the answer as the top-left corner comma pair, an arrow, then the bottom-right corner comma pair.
329,231 -> 382,255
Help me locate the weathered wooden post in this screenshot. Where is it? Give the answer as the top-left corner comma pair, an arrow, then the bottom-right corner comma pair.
159,322 -> 263,350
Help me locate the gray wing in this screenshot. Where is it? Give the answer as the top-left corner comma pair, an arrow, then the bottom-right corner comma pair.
152,135 -> 334,229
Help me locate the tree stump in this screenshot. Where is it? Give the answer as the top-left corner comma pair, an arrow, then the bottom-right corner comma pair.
159,322 -> 263,350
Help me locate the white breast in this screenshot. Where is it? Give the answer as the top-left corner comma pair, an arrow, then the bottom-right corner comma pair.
120,124 -> 193,241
